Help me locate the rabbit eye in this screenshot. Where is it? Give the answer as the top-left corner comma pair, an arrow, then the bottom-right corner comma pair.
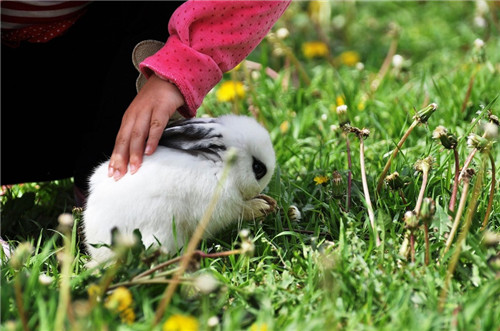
252,157 -> 267,180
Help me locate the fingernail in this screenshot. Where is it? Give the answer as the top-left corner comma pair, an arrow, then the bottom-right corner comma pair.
130,164 -> 137,174
113,170 -> 121,181
145,145 -> 153,155
108,166 -> 114,177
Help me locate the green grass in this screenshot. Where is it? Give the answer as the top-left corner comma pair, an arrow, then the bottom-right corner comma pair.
2,2 -> 499,330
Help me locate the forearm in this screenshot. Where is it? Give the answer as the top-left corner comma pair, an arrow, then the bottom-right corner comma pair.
140,0 -> 291,117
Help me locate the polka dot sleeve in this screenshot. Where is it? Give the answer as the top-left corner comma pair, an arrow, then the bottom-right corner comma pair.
139,0 -> 291,118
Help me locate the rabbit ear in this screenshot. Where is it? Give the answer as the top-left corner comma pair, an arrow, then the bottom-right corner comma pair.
158,119 -> 226,162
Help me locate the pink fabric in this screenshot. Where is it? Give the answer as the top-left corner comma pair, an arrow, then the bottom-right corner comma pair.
140,0 -> 291,118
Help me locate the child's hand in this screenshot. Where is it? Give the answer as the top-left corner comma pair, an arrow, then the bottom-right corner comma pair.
108,75 -> 185,180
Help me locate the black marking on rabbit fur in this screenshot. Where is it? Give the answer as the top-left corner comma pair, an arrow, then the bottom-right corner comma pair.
159,122 -> 226,161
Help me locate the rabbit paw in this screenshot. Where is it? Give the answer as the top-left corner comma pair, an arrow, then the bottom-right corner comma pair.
242,194 -> 277,220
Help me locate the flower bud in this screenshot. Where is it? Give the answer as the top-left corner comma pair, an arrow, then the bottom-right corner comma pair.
336,105 -> 349,127
414,103 -> 437,124
385,172 -> 404,191
331,170 -> 344,199
432,126 -> 458,149
467,133 -> 491,152
420,198 -> 436,224
414,156 -> 434,174
404,211 -> 419,230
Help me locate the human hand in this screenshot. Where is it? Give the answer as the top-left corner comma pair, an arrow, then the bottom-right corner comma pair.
108,75 -> 185,180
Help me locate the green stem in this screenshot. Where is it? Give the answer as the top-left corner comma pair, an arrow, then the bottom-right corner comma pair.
360,136 -> 381,246
481,152 -> 496,230
377,120 -> 419,193
439,154 -> 486,312
448,148 -> 460,212
443,179 -> 471,257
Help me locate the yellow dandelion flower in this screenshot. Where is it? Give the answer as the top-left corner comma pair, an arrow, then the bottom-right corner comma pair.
357,102 -> 365,111
216,81 -> 245,102
87,284 -> 102,303
163,314 -> 199,331
302,41 -> 329,59
120,307 -> 135,324
280,120 -> 290,134
105,286 -> 133,312
336,96 -> 345,107
250,323 -> 268,331
339,51 -> 360,66
314,175 -> 329,185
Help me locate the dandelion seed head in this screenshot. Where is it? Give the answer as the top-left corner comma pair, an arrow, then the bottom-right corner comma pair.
355,62 -> 365,71
194,273 -> 219,294
207,316 -> 220,327
321,113 -> 328,121
483,122 -> 498,140
474,16 -> 487,28
38,273 -> 53,286
58,213 -> 74,227
276,27 -> 289,39
474,38 -> 485,49
239,229 -> 250,239
392,54 -> 404,69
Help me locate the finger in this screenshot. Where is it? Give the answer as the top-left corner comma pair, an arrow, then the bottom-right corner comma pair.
128,111 -> 152,174
108,114 -> 134,180
145,112 -> 170,155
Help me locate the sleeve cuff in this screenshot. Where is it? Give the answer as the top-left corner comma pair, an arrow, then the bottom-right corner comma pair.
139,36 -> 223,118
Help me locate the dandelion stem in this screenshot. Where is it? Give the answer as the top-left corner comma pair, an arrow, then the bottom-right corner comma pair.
370,36 -> 398,94
359,135 -> 381,246
153,157 -> 233,325
443,176 -> 471,256
439,154 -> 486,312
481,152 -> 496,230
459,148 -> 478,182
54,230 -> 73,331
346,135 -> 352,211
410,232 -> 415,264
414,168 -> 429,216
14,273 -> 29,331
377,120 -> 419,193
449,148 -> 460,212
424,224 -> 430,266
132,249 -> 241,281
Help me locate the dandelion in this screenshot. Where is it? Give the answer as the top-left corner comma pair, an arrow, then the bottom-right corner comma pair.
194,273 -> 219,294
38,273 -> 53,286
355,62 -> 365,71
276,27 -> 289,39
433,125 -> 459,211
339,51 -> 360,66
239,229 -> 250,239
207,316 -> 220,327
163,314 -> 199,331
241,238 -> 255,256
331,170 -> 344,199
105,287 -> 133,312
105,287 -> 135,324
250,323 -> 268,331
392,54 -> 404,69
336,96 -> 345,107
314,175 -> 328,185
302,41 -> 329,59
280,121 -> 290,134
216,81 -> 245,102
336,104 -> 349,127
58,213 -> 74,228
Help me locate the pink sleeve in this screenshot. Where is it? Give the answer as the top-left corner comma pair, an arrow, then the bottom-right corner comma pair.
139,0 -> 291,118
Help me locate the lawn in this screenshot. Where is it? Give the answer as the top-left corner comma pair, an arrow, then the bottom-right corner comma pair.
1,1 -> 499,330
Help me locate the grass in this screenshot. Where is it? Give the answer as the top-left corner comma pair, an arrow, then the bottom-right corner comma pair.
1,2 -> 500,330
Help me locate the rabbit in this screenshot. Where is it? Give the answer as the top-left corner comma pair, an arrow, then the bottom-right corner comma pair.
82,115 -> 277,264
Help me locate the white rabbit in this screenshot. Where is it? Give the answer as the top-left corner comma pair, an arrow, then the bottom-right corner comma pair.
83,115 -> 276,263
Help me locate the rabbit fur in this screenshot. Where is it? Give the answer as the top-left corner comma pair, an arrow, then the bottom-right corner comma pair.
83,115 -> 276,263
